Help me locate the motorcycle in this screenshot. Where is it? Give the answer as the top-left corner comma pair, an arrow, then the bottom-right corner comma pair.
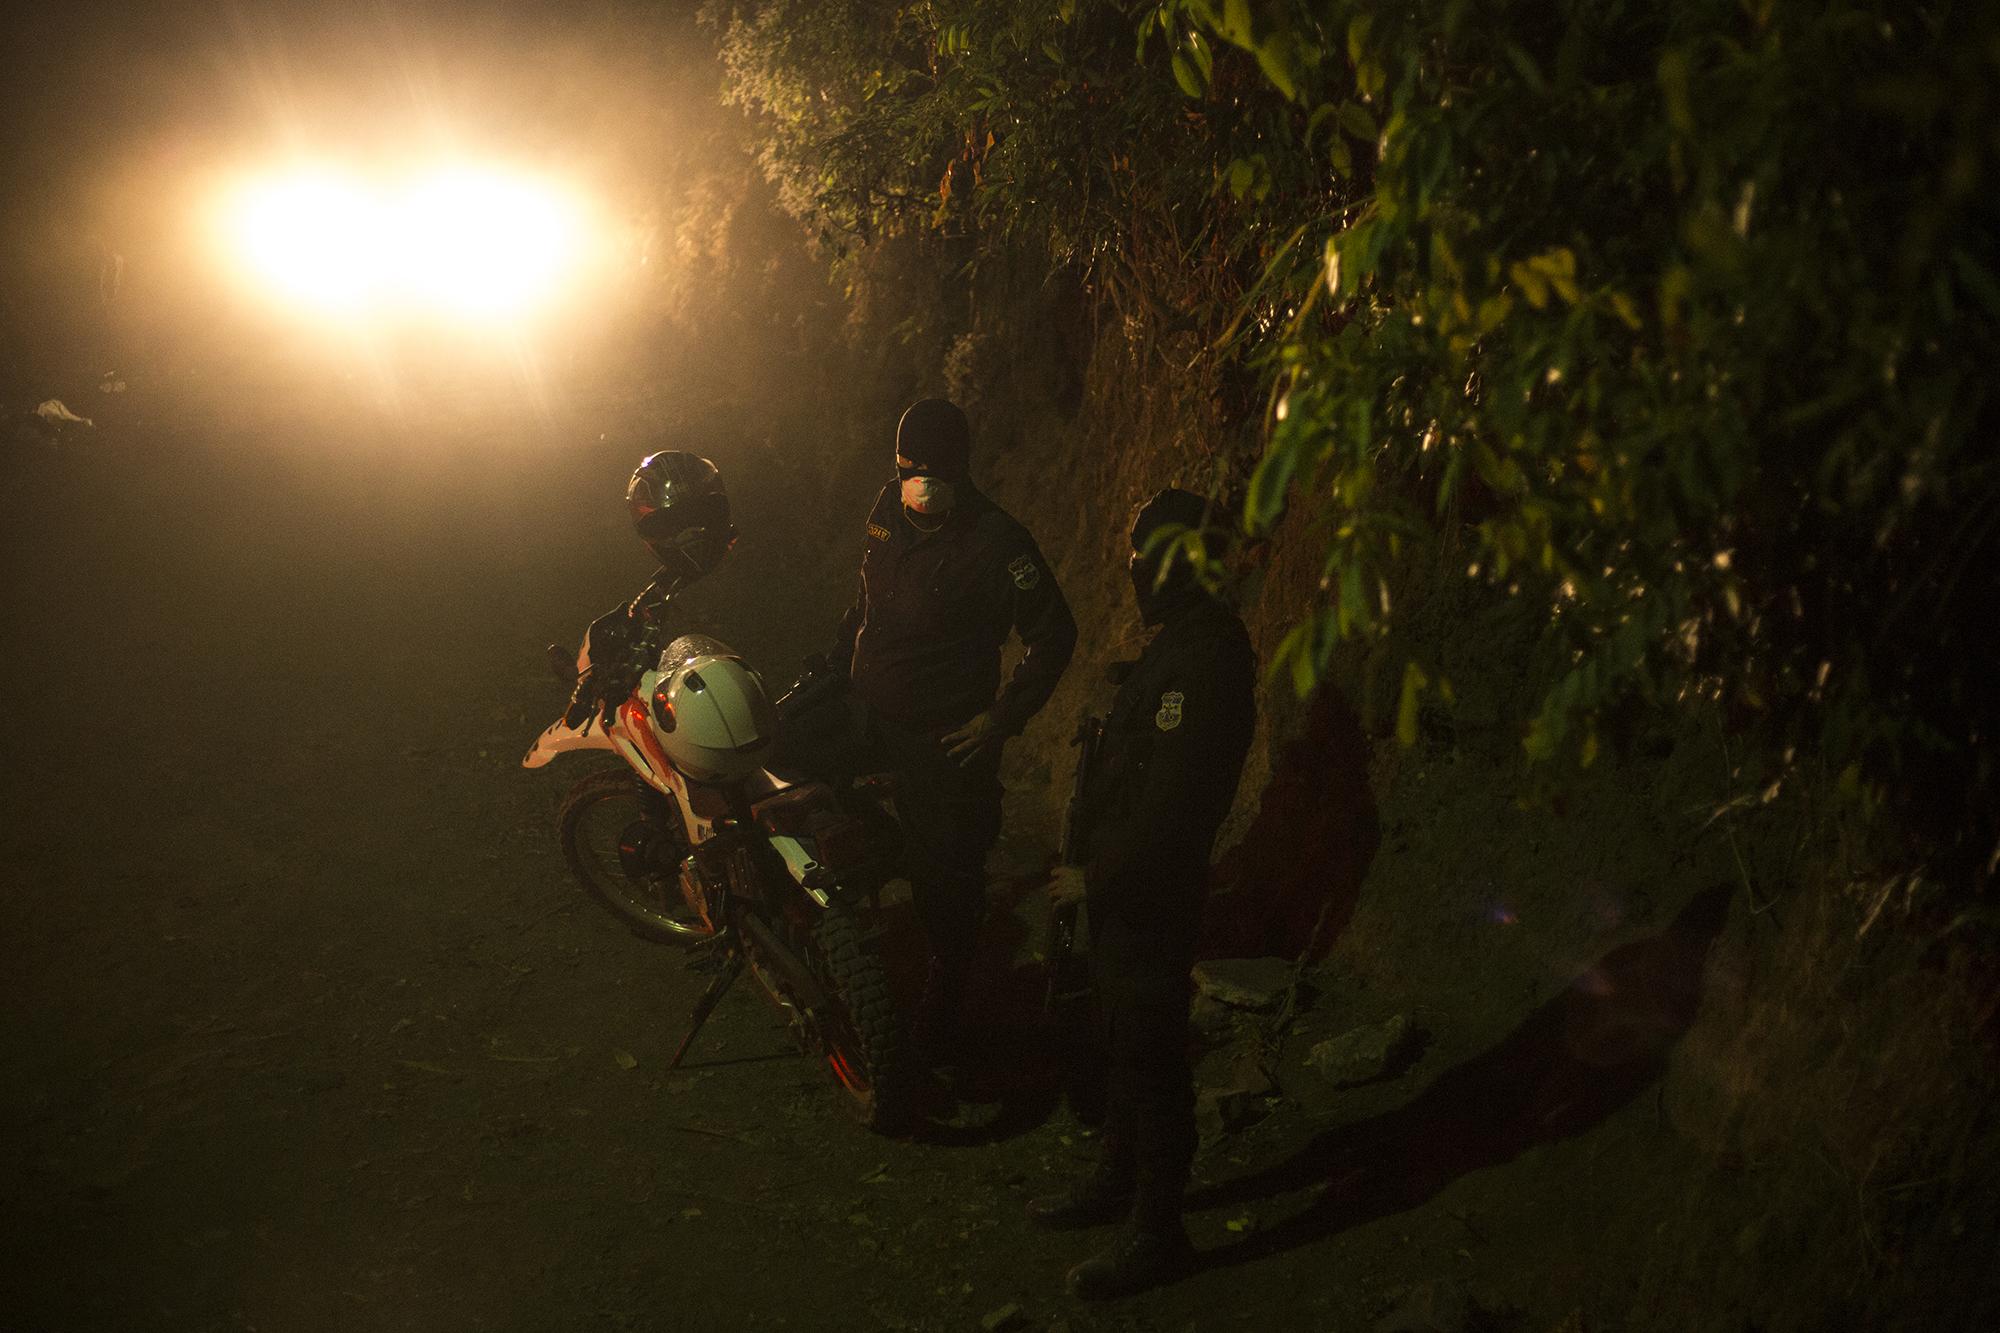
523,576 -> 910,1132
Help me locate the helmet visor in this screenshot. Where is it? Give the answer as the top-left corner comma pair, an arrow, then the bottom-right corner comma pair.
646,523 -> 737,578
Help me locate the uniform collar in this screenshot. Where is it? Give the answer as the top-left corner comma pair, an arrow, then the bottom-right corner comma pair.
1147,582 -> 1217,629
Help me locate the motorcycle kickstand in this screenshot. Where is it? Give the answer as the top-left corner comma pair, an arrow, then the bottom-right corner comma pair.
668,948 -> 745,1071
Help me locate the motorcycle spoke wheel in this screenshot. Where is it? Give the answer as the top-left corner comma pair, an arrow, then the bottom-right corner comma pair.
557,768 -> 708,943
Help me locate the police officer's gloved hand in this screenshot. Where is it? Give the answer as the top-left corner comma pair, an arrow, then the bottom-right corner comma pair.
563,605 -> 641,732
1047,864 -> 1088,908
941,710 -> 1007,767
563,678 -> 594,730
588,603 -> 637,652
795,651 -> 832,686
563,664 -> 627,733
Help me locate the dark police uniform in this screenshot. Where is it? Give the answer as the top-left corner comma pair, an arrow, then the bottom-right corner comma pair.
1079,590 -> 1255,1216
831,479 -> 1076,990
838,481 -> 1074,737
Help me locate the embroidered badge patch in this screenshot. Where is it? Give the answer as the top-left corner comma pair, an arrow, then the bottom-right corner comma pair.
1008,556 -> 1041,591
1155,690 -> 1184,731
867,522 -> 892,542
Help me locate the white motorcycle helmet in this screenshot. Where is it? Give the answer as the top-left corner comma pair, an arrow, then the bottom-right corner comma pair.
647,635 -> 777,784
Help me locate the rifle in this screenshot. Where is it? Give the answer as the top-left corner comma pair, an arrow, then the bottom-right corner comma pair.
1042,712 -> 1104,1019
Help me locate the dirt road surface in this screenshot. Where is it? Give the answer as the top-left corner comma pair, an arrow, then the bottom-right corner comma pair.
2,368 -> 1721,1332
0,377 -> 1127,1332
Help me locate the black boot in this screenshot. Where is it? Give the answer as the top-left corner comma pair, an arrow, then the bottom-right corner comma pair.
1025,1138 -> 1135,1231
1063,1167 -> 1194,1299
909,955 -> 965,1061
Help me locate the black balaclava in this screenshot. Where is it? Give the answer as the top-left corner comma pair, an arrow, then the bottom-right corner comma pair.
895,399 -> 971,518
1129,486 -> 1213,626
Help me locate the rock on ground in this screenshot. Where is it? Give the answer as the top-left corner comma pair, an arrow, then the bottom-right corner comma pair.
1307,1013 -> 1414,1087
1196,1047 -> 1279,1140
1189,992 -> 1238,1043
979,1301 -> 1023,1331
1191,957 -> 1296,1011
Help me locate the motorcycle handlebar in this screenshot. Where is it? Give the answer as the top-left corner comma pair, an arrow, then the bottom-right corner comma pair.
775,652 -> 847,721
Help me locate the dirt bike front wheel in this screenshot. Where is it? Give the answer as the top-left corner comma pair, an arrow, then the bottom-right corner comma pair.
557,768 -> 708,943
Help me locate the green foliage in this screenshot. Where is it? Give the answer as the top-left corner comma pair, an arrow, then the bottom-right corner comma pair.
704,0 -> 1337,292
1212,0 -> 2000,881
709,0 -> 2000,884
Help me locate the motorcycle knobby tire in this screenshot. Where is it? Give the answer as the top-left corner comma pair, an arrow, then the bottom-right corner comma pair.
806,907 -> 910,1135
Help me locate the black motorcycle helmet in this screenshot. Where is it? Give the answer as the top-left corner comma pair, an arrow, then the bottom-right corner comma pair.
626,451 -> 736,587
1129,486 -> 1215,626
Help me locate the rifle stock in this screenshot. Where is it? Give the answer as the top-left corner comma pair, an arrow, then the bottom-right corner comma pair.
1042,712 -> 1103,1019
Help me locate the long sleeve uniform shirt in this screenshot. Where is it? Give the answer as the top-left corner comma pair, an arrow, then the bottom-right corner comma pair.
1082,593 -> 1257,933
833,481 -> 1077,735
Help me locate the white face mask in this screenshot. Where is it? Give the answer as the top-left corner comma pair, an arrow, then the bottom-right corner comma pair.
900,476 -> 955,515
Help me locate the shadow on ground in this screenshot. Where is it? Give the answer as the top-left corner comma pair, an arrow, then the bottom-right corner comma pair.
1201,685 -> 1380,963
1190,883 -> 1733,1268
910,885 -> 1070,1146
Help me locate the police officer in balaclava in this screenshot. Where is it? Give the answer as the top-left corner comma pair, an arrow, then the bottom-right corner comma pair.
1030,486 -> 1257,1299
825,398 -> 1077,1056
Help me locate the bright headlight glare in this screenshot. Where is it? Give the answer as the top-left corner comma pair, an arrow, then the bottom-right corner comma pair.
230,170 -> 385,313
218,163 -> 588,323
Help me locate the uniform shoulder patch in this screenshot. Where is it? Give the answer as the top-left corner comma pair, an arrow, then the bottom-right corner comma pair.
867,522 -> 892,542
1007,555 -> 1041,591
1155,690 -> 1184,731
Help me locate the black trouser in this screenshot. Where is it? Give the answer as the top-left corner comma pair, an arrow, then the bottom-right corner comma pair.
775,695 -> 1002,984
1086,890 -> 1202,1222
871,713 -> 1002,983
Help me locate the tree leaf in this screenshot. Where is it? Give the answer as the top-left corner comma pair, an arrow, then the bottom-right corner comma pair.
1657,48 -> 1694,133
1509,260 -> 1550,308
1338,559 -> 1367,636
1220,0 -> 1255,46
1186,28 -> 1214,82
1476,293 -> 1513,332
1503,43 -> 1548,94
1303,102 -> 1338,151
1247,437 -> 1301,532
1346,15 -> 1372,66
1274,621 -> 1317,697
1254,33 -> 1300,101
1171,52 -> 1204,98
1396,661 -> 1428,747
